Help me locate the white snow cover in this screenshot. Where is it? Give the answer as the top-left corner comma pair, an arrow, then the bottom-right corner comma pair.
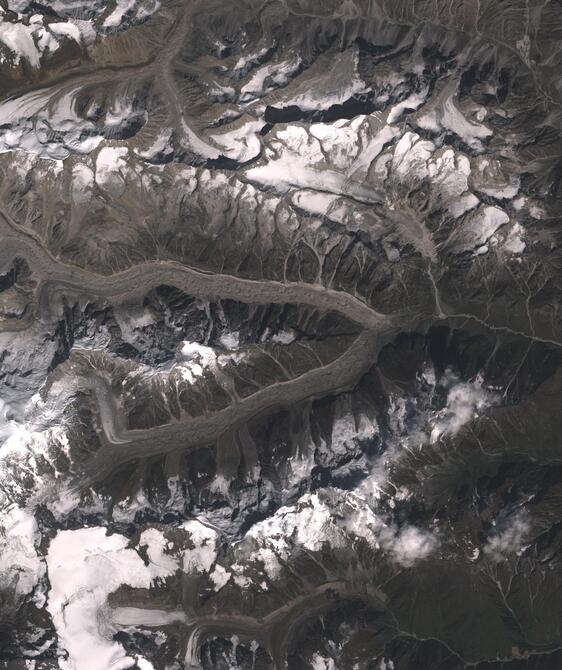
0,86 -> 104,160
449,192 -> 480,218
48,21 -> 83,44
452,205 -> 510,253
138,528 -> 179,581
240,56 -> 301,102
387,87 -> 429,124
209,119 -> 263,163
291,189 -> 340,218
282,50 -> 367,112
246,493 -> 334,556
286,449 -> 316,488
316,410 -> 378,467
309,116 -> 367,170
0,396 -> 22,442
95,146 -> 129,188
71,163 -> 95,205
111,489 -> 151,522
136,128 -> 174,160
0,10 -> 90,68
178,341 -> 217,382
418,88 -> 492,150
46,526 -> 180,670
311,653 -> 337,670
103,0 -> 138,28
476,180 -> 520,201
180,519 -> 218,574
0,505 -> 45,603
176,339 -> 245,383
470,156 -> 521,200
0,83 -> 149,162
390,133 -> 478,217
113,306 -> 155,345
111,607 -> 187,627
219,331 -> 240,350
332,412 -> 378,449
245,124 -> 383,204
103,0 -> 161,29
232,46 -> 269,73
238,491 -> 437,580
271,330 -> 296,345
9,0 -> 104,20
503,222 -> 526,255
428,148 -> 472,204
0,413 -> 71,508
0,15 -> 59,68
46,521 -> 228,669
347,123 -> 400,177
356,366 -> 498,499
392,131 -> 435,179
0,20 -> 41,67
104,96 -> 141,130
179,118 -> 222,160
209,564 -> 231,591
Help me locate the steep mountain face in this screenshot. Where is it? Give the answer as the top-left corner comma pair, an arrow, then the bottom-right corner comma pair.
0,1 -> 561,669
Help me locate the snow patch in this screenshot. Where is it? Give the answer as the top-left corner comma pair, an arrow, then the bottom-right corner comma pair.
46,527 -> 175,670
418,89 -> 492,150
219,332 -> 240,350
282,50 -> 367,112
209,564 -> 231,591
503,222 -> 526,255
240,491 -> 437,579
138,528 -> 179,581
240,57 -> 301,101
95,146 -> 129,189
0,505 -> 45,604
311,653 -> 337,670
0,18 -> 53,68
245,125 -> 383,204
103,0 -> 161,29
452,205 -> 510,253
180,520 -> 218,575
210,119 -> 263,163
178,341 -> 217,382
387,87 -> 429,124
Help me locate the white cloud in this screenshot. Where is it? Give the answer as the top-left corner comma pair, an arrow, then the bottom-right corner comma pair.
430,370 -> 496,442
389,525 -> 437,567
236,491 -> 438,580
484,512 -> 531,562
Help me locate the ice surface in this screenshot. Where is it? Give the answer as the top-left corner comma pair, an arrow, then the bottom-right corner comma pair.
418,87 -> 493,150
46,527 -> 178,670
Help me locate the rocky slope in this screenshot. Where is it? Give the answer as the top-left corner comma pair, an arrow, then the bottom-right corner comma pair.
0,1 -> 562,669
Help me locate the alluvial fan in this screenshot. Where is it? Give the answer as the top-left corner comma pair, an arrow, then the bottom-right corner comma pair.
1,0 -> 562,668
